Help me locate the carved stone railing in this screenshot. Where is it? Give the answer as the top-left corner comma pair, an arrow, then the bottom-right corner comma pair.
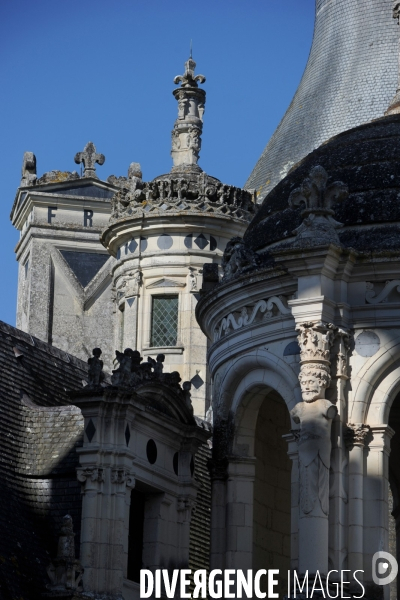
213,295 -> 291,341
108,172 -> 256,224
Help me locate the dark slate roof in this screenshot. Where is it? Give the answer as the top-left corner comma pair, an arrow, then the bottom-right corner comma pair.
189,439 -> 211,575
244,0 -> 398,202
245,115 -> 400,253
0,321 -> 87,600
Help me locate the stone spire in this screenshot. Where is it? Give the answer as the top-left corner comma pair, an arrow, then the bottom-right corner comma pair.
74,141 -> 105,178
386,2 -> 400,115
171,56 -> 206,171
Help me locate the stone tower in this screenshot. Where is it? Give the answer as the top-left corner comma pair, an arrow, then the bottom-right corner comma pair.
11,145 -> 117,370
100,56 -> 256,417
245,0 -> 399,202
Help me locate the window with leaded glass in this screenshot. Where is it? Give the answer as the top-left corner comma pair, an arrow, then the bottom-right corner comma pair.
151,295 -> 179,347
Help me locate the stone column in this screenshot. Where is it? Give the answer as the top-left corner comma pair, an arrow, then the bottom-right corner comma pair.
283,432 -> 300,571
225,456 -> 256,570
290,322 -> 337,578
344,423 -> 370,590
209,460 -> 228,571
77,463 -> 135,596
364,425 -> 394,593
328,330 -> 350,578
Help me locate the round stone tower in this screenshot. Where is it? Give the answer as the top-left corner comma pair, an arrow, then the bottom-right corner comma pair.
101,57 -> 256,417
245,0 -> 399,202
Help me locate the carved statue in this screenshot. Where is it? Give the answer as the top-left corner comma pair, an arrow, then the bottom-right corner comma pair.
21,151 -> 37,186
87,347 -> 104,387
112,348 -> 142,386
291,322 -> 338,515
147,353 -> 165,378
47,515 -> 83,592
182,381 -> 193,412
222,237 -> 259,278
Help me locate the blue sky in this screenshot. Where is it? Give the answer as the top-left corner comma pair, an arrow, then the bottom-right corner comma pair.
0,0 -> 315,326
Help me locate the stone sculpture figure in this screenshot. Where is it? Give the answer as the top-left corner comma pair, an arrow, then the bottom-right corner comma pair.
292,365 -> 337,514
21,151 -> 37,186
112,348 -> 140,386
87,347 -> 104,387
47,515 -> 83,592
291,322 -> 337,515
222,237 -> 259,279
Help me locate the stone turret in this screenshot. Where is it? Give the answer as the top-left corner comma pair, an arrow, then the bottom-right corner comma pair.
101,57 -> 255,417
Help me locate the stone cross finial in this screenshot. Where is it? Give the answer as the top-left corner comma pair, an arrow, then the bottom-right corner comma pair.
74,141 -> 105,178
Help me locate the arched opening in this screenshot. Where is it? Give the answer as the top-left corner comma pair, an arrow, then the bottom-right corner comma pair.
389,391 -> 400,600
253,390 -> 292,596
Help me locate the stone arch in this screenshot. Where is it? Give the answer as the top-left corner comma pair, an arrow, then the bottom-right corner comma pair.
350,334 -> 400,425
216,350 -> 301,456
212,350 -> 298,579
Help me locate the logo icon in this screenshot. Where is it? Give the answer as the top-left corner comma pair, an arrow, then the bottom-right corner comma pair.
372,551 -> 398,586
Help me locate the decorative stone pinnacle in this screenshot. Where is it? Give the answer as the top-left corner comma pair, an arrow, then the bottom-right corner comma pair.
171,57 -> 206,171
174,56 -> 205,89
288,165 -> 348,245
74,141 -> 105,178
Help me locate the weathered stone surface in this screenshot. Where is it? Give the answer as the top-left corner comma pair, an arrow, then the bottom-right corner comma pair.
245,115 -> 400,253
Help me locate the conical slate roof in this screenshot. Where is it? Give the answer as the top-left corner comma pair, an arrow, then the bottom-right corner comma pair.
245,0 -> 399,202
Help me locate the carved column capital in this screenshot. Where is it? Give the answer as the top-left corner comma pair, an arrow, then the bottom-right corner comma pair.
111,468 -> 135,489
77,467 -> 104,486
344,423 -> 371,448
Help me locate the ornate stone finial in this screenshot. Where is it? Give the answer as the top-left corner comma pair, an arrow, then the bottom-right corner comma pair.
74,141 -> 105,178
171,57 -> 206,171
87,347 -> 104,387
385,2 -> 400,115
46,515 -> 83,592
21,151 -> 37,186
288,165 -> 348,245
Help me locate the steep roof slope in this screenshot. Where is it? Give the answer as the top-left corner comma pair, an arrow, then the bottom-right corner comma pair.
0,321 -> 87,599
245,0 -> 398,202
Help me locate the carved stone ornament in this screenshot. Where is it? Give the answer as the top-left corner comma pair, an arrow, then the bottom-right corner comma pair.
344,423 -> 371,448
46,515 -> 83,592
291,321 -> 338,515
221,236 -> 260,279
76,467 -> 104,484
214,295 -> 291,340
74,141 -> 105,178
87,347 -> 104,387
109,172 -> 256,224
288,165 -> 348,246
366,280 -> 400,304
21,151 -> 37,186
111,468 -> 135,488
